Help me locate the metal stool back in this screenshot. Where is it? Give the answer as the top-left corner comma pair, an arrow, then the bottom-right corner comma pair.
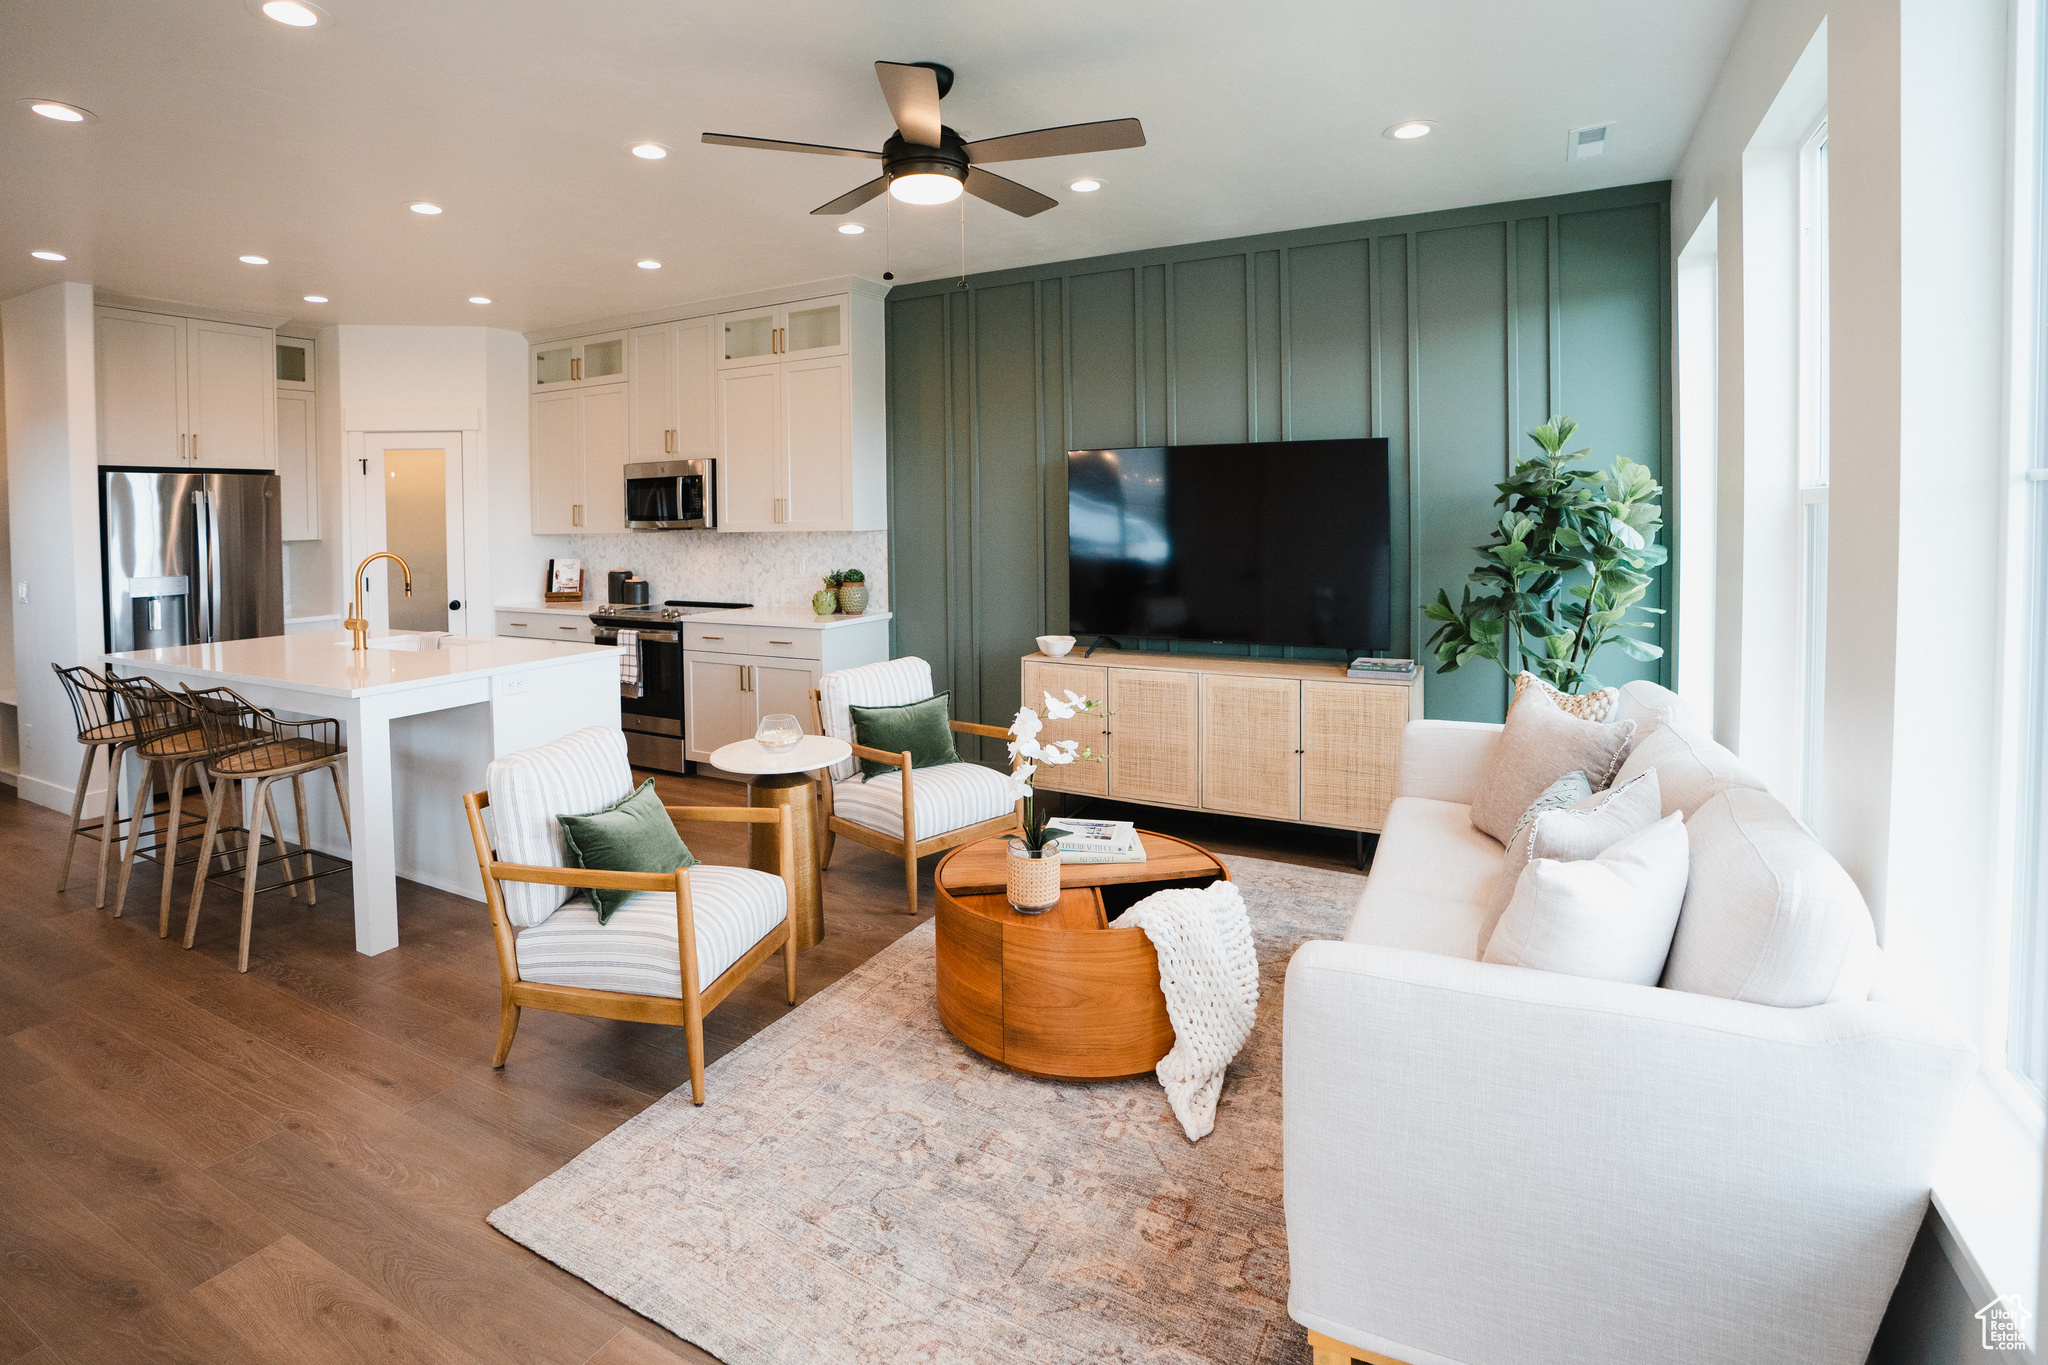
181,684 -> 352,972
52,664 -> 138,907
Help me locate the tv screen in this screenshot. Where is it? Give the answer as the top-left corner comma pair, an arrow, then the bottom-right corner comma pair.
1067,438 -> 1392,652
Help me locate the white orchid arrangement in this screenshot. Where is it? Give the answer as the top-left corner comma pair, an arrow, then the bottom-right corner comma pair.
1007,689 -> 1106,851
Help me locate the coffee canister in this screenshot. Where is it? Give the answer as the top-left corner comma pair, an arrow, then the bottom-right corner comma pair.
622,577 -> 651,605
607,569 -> 635,604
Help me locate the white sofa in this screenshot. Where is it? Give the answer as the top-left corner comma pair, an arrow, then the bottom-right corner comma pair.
1282,686 -> 1976,1365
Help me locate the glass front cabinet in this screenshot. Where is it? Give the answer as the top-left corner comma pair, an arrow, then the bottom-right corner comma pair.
530,331 -> 627,392
715,296 -> 848,369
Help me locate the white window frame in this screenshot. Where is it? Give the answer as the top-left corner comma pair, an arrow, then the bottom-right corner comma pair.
1796,117 -> 1830,829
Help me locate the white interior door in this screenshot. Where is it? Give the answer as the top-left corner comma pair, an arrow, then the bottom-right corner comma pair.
361,433 -> 468,635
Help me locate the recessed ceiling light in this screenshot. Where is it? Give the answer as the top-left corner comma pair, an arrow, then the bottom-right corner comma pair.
239,255 -> 269,265
1384,121 -> 1435,141
468,296 -> 492,305
21,99 -> 95,123
31,250 -> 66,261
1068,178 -> 1102,193
259,0 -> 324,25
637,260 -> 662,270
303,295 -> 328,303
630,142 -> 670,160
889,172 -> 964,206
837,223 -> 866,235
409,201 -> 443,215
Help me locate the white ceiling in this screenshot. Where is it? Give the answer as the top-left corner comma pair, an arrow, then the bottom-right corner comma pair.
0,0 -> 1748,335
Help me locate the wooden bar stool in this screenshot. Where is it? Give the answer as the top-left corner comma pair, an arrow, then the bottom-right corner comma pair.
52,664 -> 139,908
181,684 -> 352,972
105,673 -> 264,937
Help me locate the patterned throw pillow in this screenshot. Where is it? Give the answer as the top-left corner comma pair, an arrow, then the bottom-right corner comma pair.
1512,671 -> 1620,723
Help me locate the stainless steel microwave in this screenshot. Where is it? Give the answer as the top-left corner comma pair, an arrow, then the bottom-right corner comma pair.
624,459 -> 715,530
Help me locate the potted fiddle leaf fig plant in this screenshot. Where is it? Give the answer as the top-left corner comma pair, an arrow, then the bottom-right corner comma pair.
1004,690 -> 1104,913
813,572 -> 841,617
1423,415 -> 1667,694
836,568 -> 869,615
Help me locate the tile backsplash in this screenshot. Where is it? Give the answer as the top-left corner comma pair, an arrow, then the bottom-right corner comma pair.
560,530 -> 889,611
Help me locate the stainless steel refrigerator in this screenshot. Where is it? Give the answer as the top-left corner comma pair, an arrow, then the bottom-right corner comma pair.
101,469 -> 284,653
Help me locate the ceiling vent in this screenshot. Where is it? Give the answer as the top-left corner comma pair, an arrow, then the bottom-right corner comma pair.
1568,123 -> 1615,162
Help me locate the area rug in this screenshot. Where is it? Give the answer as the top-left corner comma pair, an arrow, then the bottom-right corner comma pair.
489,853 -> 1364,1365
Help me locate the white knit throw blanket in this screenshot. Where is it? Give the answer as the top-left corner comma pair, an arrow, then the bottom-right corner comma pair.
1120,879 -> 1260,1142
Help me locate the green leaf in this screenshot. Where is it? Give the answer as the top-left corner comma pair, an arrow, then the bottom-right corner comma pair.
1613,637 -> 1665,661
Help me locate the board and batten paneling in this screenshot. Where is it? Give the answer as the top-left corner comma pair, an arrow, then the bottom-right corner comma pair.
886,182 -> 1672,729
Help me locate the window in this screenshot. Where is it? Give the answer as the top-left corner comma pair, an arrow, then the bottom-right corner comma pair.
1796,119 -> 1830,828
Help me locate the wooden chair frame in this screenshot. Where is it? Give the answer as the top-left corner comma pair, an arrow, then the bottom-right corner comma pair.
462,791 -> 797,1105
811,688 -> 1023,915
1307,1329 -> 1408,1365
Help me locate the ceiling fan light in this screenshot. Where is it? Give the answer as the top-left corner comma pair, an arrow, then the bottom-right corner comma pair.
889,172 -> 963,206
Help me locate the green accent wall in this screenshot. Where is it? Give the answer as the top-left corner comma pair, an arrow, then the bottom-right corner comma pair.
885,182 -> 1672,736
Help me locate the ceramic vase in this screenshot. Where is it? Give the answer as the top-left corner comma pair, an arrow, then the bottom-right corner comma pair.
1006,840 -> 1061,914
838,582 -> 869,615
812,588 -> 840,616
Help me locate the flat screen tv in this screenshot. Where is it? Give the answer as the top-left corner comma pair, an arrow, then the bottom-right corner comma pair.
1067,438 -> 1392,653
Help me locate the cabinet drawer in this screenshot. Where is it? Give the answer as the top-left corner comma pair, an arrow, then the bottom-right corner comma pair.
498,612 -> 592,642
684,621 -> 752,653
749,629 -> 822,661
496,612 -> 538,637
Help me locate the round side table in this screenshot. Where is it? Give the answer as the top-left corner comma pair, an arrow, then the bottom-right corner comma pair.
706,734 -> 850,952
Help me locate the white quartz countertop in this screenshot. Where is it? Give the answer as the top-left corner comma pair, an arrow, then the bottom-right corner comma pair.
104,629 -> 617,699
493,601 -> 599,618
689,606 -> 892,630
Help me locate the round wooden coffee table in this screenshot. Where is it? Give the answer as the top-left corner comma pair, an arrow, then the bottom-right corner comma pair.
933,831 -> 1228,1082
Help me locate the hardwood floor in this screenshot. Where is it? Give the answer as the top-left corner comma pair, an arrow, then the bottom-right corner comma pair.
0,767 -> 1360,1363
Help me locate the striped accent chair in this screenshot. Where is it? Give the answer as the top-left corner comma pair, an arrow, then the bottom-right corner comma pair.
813,657 -> 1022,915
461,726 -> 796,1104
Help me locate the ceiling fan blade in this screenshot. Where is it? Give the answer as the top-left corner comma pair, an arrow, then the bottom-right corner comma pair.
962,118 -> 1146,164
963,166 -> 1057,218
810,177 -> 891,216
700,132 -> 882,160
874,61 -> 943,146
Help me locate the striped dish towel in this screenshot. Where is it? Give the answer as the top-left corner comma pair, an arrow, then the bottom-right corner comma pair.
617,629 -> 642,698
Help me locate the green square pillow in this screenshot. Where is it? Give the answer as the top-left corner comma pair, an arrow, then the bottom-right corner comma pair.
850,690 -> 960,782
557,779 -> 698,923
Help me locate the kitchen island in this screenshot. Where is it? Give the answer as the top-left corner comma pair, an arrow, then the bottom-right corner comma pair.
104,629 -> 620,956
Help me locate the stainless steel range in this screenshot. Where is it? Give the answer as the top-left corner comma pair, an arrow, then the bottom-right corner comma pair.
593,598 -> 750,773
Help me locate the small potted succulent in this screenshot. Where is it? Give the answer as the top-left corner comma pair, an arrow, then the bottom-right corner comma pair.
836,568 -> 869,615
812,572 -> 842,617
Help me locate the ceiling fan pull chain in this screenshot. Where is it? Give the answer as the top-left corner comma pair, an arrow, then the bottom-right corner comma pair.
883,194 -> 894,281
958,193 -> 967,291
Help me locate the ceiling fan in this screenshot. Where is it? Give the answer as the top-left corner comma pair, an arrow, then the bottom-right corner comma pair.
702,61 -> 1145,219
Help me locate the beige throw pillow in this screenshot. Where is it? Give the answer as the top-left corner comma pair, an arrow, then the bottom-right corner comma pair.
1483,813 -> 1690,986
1511,671 -> 1620,722
1486,769 -> 1664,927
1612,680 -> 1703,741
1469,690 -> 1637,844
1611,722 -> 1768,819
1663,788 -> 1880,1006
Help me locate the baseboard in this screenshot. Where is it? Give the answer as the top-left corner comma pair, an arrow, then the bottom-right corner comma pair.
399,867 -> 485,903
15,771 -> 83,814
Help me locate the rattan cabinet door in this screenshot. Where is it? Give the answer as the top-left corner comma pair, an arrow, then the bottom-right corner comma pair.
1198,675 -> 1302,821
1022,660 -> 1109,795
1302,681 -> 1407,831
1106,668 -> 1199,807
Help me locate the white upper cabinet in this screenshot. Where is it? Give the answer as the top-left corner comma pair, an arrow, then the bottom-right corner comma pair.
531,331 -> 626,392
96,306 -> 276,469
628,316 -> 714,462
529,382 -> 628,534
274,337 -> 313,391
276,386 -> 320,541
97,308 -> 187,466
188,319 -> 276,469
716,295 -> 849,369
527,280 -> 884,536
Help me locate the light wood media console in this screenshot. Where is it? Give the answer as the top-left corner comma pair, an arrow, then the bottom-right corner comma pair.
1022,651 -> 1423,838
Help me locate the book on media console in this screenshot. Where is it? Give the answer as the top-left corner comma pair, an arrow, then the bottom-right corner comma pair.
1045,818 -> 1138,853
1349,656 -> 1416,680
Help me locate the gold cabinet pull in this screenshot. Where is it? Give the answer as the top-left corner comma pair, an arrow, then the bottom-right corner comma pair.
664,428 -> 675,454
572,503 -> 583,527
191,433 -> 198,461
571,356 -> 581,381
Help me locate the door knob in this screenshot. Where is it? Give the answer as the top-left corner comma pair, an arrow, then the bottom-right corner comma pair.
448,600 -> 461,610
